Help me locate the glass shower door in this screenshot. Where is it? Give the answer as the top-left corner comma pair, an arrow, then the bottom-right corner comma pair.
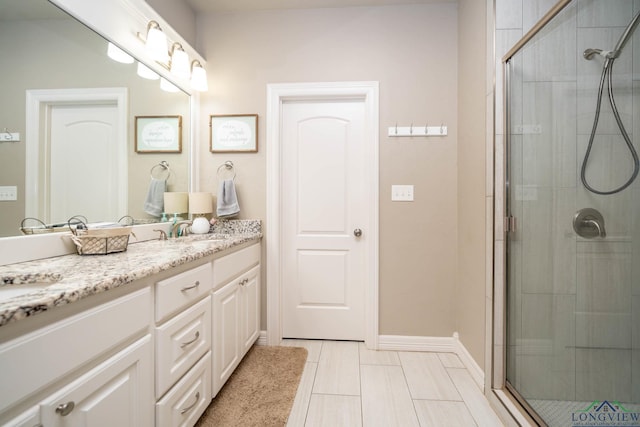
504,1 -> 640,425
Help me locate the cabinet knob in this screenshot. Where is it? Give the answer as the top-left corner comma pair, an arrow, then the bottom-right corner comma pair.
55,401 -> 75,416
354,228 -> 362,237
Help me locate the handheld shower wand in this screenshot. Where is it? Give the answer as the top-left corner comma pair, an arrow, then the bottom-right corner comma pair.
581,10 -> 640,195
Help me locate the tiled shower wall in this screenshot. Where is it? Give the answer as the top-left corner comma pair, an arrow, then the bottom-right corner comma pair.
496,0 -> 640,404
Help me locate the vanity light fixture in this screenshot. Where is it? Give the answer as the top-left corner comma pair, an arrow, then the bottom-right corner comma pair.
170,43 -> 190,79
137,62 -> 160,80
107,42 -> 134,64
160,77 -> 180,93
190,60 -> 208,92
145,20 -> 169,63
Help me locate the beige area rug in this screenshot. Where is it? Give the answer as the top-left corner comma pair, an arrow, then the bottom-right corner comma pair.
195,345 -> 308,427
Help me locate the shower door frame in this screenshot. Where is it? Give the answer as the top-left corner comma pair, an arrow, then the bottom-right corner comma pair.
494,0 -> 573,425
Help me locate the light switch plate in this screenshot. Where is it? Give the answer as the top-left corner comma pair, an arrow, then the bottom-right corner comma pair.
391,185 -> 414,201
0,186 -> 17,201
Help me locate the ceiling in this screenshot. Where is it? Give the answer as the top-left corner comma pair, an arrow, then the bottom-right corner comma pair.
184,0 -> 454,13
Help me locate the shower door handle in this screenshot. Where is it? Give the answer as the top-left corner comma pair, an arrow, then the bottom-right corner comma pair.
573,208 -> 606,239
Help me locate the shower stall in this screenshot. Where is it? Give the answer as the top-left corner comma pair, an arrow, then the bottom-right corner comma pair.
503,1 -> 640,425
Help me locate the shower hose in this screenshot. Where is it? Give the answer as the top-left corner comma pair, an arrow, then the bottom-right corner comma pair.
581,15 -> 640,195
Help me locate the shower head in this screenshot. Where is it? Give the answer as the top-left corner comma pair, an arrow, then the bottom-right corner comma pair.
584,10 -> 640,62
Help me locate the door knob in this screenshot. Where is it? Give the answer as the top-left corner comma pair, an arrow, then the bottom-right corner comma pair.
354,228 -> 362,237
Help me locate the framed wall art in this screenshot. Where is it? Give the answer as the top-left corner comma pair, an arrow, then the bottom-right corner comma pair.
210,114 -> 258,153
135,115 -> 182,153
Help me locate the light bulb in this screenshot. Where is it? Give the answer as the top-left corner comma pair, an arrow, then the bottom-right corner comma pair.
107,42 -> 133,64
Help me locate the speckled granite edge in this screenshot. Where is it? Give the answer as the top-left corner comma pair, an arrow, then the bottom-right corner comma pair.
0,220 -> 262,328
211,219 -> 261,234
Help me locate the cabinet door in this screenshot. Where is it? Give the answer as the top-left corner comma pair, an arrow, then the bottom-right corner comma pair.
40,336 -> 153,427
240,265 -> 260,355
212,280 -> 240,396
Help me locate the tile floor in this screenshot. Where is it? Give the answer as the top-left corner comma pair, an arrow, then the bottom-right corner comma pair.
282,339 -> 505,427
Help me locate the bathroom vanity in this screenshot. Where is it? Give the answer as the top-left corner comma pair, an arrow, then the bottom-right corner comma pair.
0,221 -> 262,427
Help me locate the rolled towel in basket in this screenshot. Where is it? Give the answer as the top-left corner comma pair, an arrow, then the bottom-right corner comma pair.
143,177 -> 166,217
217,179 -> 240,218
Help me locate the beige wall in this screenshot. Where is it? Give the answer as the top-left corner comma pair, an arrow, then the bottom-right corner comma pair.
195,4 -> 460,337
456,0 -> 489,370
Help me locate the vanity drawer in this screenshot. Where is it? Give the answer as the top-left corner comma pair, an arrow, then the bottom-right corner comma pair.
212,243 -> 260,289
156,296 -> 211,399
156,351 -> 212,427
155,262 -> 212,322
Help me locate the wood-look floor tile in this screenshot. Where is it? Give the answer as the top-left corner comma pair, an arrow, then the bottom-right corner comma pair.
361,365 -> 420,427
414,400 -> 478,426
304,394 -> 362,427
359,342 -> 400,366
438,352 -> 465,368
399,352 -> 462,401
312,341 -> 360,395
286,362 -> 317,427
447,368 -> 505,427
282,339 -> 323,363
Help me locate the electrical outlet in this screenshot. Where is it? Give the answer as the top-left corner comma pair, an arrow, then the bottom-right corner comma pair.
0,186 -> 17,201
391,185 -> 414,201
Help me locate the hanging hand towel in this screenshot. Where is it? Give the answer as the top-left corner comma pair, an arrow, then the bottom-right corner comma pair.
143,177 -> 166,217
217,179 -> 240,218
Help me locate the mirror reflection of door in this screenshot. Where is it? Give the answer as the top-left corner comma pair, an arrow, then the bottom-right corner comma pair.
49,103 -> 122,224
25,88 -> 128,225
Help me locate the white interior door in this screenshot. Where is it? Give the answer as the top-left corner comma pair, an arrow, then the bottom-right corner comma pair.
49,103 -> 120,224
281,99 -> 367,340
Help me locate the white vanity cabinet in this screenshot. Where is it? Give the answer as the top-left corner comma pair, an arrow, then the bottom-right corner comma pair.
0,287 -> 153,427
154,262 -> 213,426
212,243 -> 261,396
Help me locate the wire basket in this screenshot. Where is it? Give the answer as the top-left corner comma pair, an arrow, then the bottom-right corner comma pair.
69,221 -> 133,255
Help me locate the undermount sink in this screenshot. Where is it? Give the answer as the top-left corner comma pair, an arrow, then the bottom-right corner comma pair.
0,277 -> 59,303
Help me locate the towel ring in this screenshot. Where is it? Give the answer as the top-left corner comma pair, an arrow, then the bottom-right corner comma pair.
150,161 -> 171,180
217,161 -> 236,180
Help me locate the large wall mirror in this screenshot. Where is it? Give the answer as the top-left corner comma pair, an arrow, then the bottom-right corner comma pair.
0,0 -> 191,238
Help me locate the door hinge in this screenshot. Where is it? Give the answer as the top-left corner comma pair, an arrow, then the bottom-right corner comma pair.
504,216 -> 516,233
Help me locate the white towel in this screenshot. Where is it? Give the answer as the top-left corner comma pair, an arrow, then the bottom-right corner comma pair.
143,178 -> 166,217
217,179 -> 240,218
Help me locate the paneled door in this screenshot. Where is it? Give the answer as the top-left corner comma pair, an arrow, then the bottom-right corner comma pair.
281,99 -> 367,340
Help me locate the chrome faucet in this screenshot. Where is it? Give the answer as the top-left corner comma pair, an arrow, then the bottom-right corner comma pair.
170,220 -> 193,238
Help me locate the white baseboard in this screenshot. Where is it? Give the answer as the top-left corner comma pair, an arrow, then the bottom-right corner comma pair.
378,334 -> 485,390
256,330 -> 268,346
452,333 -> 485,389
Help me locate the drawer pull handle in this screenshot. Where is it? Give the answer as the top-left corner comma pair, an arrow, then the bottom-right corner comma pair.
181,281 -> 200,292
180,391 -> 200,414
180,331 -> 200,348
240,278 -> 248,286
55,401 -> 75,416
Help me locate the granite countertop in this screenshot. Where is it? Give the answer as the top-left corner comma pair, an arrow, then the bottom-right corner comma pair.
0,220 -> 261,328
